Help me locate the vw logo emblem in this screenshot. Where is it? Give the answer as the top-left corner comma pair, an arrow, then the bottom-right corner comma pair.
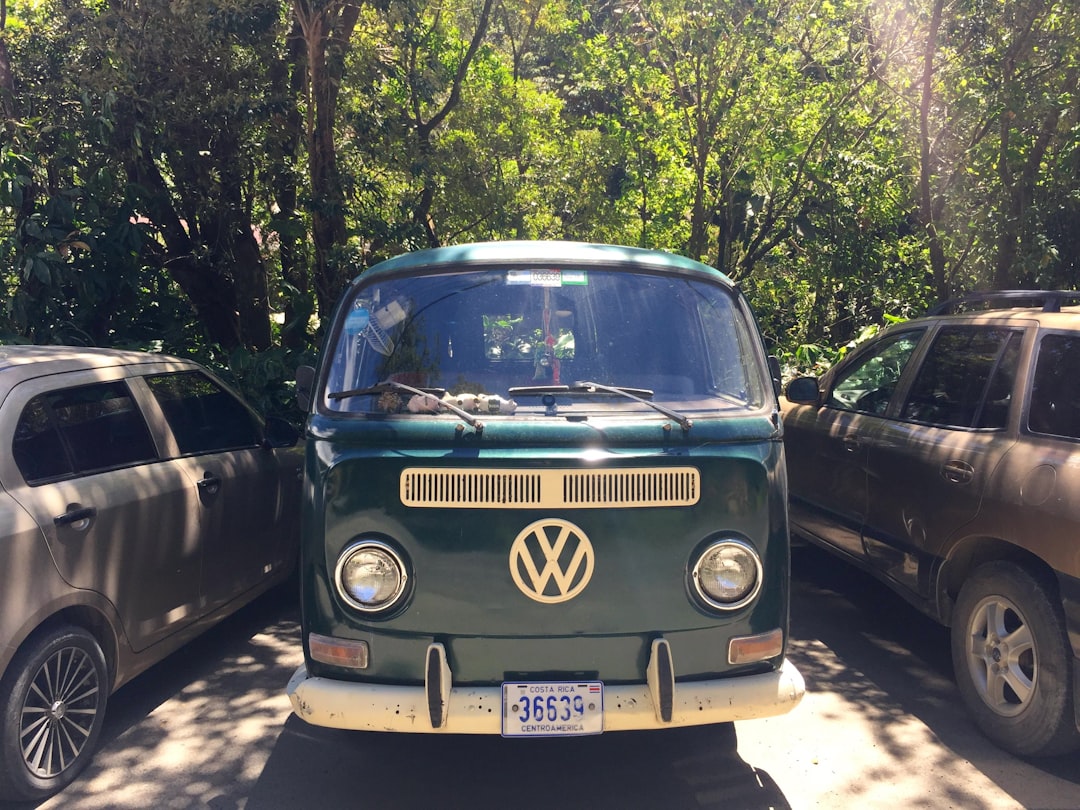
509,518 -> 595,604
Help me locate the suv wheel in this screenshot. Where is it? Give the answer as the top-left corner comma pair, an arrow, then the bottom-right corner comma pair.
0,626 -> 109,802
951,562 -> 1079,756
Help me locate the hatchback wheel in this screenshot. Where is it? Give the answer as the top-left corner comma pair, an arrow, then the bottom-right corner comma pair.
0,626 -> 109,802
951,562 -> 1079,757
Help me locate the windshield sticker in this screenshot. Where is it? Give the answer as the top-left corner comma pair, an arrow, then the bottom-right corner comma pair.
506,269 -> 588,287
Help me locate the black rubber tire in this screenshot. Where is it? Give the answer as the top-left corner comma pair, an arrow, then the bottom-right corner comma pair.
0,626 -> 109,802
950,562 -> 1080,757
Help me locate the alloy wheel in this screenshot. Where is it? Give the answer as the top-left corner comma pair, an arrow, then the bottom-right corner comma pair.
19,644 -> 103,778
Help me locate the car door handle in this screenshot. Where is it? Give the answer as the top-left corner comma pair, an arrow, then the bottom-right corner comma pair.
842,437 -> 860,453
54,506 -> 97,528
197,473 -> 222,497
942,460 -> 974,484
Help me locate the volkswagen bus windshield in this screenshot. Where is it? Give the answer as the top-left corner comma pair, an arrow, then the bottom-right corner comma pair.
322,266 -> 767,417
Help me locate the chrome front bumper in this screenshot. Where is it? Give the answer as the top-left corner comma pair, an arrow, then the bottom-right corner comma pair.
286,641 -> 805,734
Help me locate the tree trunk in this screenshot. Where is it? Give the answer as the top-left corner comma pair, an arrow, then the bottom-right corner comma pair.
918,0 -> 948,301
296,0 -> 360,320
126,152 -> 243,349
408,0 -> 494,247
0,39 -> 13,121
271,17 -> 310,350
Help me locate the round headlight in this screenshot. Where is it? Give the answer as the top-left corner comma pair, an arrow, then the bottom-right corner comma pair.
691,539 -> 762,610
335,541 -> 408,613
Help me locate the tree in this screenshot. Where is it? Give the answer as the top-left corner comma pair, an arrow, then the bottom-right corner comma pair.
294,0 -> 360,317
380,0 -> 495,247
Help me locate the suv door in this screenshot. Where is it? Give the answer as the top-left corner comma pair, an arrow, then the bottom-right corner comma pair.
141,370 -> 300,609
5,374 -> 205,651
861,324 -> 1023,595
980,330 -> 1080,577
784,328 -> 926,558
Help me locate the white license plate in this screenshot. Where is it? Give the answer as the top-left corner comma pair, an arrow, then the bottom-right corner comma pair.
501,681 -> 604,737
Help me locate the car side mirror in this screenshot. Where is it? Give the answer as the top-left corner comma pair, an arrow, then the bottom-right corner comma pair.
785,376 -> 821,405
296,365 -> 316,412
263,416 -> 300,448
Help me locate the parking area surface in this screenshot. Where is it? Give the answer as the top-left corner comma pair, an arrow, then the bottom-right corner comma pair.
10,543 -> 1079,810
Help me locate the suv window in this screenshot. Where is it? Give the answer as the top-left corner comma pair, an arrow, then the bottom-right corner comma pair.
1029,333 -> 1080,439
827,330 -> 925,415
900,326 -> 1021,429
12,381 -> 158,484
146,371 -> 261,454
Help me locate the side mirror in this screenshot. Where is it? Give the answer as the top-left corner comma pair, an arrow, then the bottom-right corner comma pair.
296,365 -> 316,412
263,416 -> 301,448
784,376 -> 821,405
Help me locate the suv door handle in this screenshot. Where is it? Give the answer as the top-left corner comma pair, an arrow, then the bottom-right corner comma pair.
942,460 -> 974,484
842,437 -> 860,453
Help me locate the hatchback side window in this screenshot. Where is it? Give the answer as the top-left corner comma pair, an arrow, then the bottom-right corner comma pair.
1029,334 -> 1080,439
900,327 -> 1021,429
827,330 -> 924,415
12,382 -> 158,484
146,371 -> 261,454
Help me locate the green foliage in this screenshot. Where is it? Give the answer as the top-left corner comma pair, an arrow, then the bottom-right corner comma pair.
4,0 -> 1080,405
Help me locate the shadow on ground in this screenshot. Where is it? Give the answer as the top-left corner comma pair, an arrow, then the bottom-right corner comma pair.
249,720 -> 790,810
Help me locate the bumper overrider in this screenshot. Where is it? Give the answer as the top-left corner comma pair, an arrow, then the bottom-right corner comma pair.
287,638 -> 805,733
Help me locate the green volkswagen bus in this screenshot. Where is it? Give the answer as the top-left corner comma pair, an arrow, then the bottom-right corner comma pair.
287,241 -> 803,736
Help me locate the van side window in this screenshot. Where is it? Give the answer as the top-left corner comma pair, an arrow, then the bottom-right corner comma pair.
1029,334 -> 1080,439
13,382 -> 157,484
900,327 -> 1020,429
146,371 -> 261,454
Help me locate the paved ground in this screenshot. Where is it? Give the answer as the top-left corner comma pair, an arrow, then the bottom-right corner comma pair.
8,543 -> 1080,809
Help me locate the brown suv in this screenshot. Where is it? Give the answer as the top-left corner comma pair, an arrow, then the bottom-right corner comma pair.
783,291 -> 1080,757
0,346 -> 302,801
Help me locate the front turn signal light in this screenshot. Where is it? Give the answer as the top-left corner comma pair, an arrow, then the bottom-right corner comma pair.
728,628 -> 784,665
309,633 -> 369,669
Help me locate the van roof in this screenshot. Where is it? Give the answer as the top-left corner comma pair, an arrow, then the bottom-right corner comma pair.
356,241 -> 734,286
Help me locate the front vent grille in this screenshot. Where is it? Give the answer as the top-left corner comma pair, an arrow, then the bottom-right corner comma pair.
562,470 -> 699,506
401,470 -> 543,507
400,468 -> 700,509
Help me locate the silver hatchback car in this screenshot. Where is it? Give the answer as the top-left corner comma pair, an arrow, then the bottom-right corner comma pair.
0,346 -> 302,802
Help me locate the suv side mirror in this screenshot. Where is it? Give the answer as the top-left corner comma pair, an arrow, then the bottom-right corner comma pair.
785,376 -> 820,405
296,365 -> 316,412
263,416 -> 300,448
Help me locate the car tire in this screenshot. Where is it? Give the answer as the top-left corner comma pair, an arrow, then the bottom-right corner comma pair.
950,562 -> 1079,757
0,626 -> 109,802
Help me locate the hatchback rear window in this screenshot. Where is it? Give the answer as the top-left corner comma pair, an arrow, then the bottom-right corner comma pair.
12,382 -> 157,483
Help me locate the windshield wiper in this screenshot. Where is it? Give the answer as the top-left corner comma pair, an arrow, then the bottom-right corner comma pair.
508,381 -> 693,432
328,381 -> 484,432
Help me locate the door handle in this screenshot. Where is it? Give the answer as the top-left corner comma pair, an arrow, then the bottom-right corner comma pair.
942,460 -> 974,484
54,506 -> 97,528
842,436 -> 860,453
197,473 -> 222,497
